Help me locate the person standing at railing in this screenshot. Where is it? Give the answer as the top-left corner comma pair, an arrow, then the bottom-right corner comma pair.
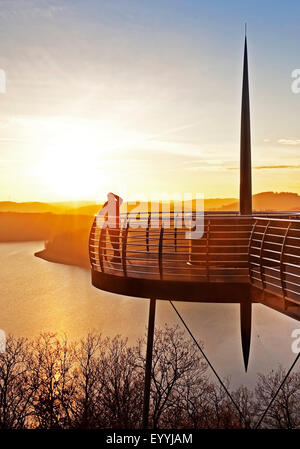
96,193 -> 123,264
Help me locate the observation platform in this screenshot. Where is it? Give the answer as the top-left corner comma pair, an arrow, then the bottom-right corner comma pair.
89,211 -> 300,321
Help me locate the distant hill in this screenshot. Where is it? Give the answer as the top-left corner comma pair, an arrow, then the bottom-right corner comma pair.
65,204 -> 102,215
218,192 -> 300,212
204,198 -> 237,210
1,192 -> 300,219
1,191 -> 299,269
0,198 -> 238,215
65,198 -> 238,215
0,201 -> 99,214
70,194 -> 300,215
0,201 -> 61,214
0,212 -> 93,242
35,228 -> 90,268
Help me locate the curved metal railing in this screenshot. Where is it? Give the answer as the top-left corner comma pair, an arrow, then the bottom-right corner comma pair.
89,211 -> 300,302
89,212 -> 300,305
249,216 -> 300,306
90,212 -> 250,283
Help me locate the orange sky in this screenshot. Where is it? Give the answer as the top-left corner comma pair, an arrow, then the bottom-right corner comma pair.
0,1 -> 300,203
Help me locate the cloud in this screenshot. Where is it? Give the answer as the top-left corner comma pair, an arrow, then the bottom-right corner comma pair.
0,0 -> 66,20
228,165 -> 300,170
255,165 -> 300,170
184,161 -> 229,171
0,137 -> 29,143
277,139 -> 300,145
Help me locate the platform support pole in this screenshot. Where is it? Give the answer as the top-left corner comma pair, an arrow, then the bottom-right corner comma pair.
142,297 -> 156,428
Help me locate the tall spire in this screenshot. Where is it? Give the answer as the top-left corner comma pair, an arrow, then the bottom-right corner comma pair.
240,31 -> 252,215
240,28 -> 252,372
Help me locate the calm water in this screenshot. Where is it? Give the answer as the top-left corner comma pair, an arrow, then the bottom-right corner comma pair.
0,241 -> 298,387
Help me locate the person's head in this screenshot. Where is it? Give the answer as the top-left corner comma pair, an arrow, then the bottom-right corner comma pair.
107,192 -> 117,202
107,192 -> 123,206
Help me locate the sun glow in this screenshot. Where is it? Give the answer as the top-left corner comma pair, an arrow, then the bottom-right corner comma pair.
34,128 -> 108,200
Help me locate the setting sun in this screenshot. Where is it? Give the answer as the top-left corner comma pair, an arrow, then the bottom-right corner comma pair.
33,127 -> 109,200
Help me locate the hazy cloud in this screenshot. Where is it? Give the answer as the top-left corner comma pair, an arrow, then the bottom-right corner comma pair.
228,165 -> 300,170
277,139 -> 300,145
0,0 -> 66,20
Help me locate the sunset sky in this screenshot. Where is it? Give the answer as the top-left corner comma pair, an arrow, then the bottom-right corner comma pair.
0,0 -> 300,202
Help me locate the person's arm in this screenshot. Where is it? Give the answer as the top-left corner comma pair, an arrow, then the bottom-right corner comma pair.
97,201 -> 109,216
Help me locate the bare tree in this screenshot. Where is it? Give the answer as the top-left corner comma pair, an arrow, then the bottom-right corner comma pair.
231,385 -> 255,428
137,325 -> 208,429
98,335 -> 143,428
0,330 -> 299,429
0,335 -> 32,428
255,367 -> 300,429
28,333 -> 77,429
72,333 -> 106,428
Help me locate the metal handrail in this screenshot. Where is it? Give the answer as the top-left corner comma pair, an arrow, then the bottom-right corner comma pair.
89,212 -> 300,305
248,216 -> 300,305
259,220 -> 271,290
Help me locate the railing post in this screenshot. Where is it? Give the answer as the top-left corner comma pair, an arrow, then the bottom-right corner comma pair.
142,298 -> 156,429
99,224 -> 106,273
122,214 -> 129,277
187,211 -> 196,265
146,213 -> 151,253
280,222 -> 292,308
259,220 -> 270,289
206,219 -> 210,281
158,225 -> 164,280
248,219 -> 257,283
88,217 -> 96,268
174,214 -> 178,252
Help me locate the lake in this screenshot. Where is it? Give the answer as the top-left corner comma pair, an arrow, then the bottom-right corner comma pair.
0,241 -> 298,388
